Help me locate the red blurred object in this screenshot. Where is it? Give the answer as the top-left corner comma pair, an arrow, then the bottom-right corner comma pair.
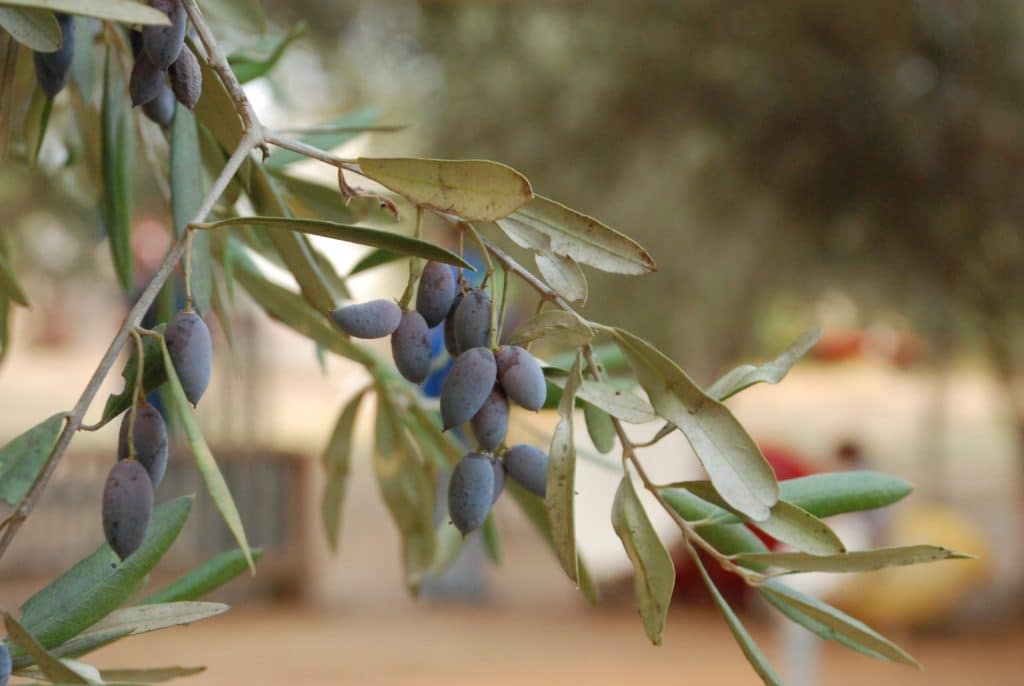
671,444 -> 817,608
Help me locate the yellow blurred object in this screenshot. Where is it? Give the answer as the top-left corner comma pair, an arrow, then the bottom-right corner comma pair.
830,504 -> 992,626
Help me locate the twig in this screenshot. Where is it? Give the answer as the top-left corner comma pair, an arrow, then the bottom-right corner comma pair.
264,132 -> 359,173
0,127 -> 263,560
473,230 -> 763,585
182,0 -> 267,155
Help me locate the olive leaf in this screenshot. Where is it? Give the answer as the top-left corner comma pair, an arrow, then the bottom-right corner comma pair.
660,488 -> 770,561
583,402 -> 616,454
777,470 -> 913,518
142,548 -> 265,604
611,475 -> 675,645
614,328 -> 779,521
228,21 -> 306,84
96,322 -> 167,429
374,389 -> 436,593
0,413 -> 63,506
760,579 -> 919,666
545,351 -> 583,583
666,480 -> 845,555
200,216 -> 473,271
357,157 -> 533,221
707,328 -> 822,401
690,550 -> 785,686
160,340 -> 254,572
100,45 -> 133,293
0,250 -> 29,307
738,545 -> 974,573
545,375 -> 656,424
0,7 -> 60,52
0,0 -> 170,25
321,389 -> 368,553
508,309 -> 594,347
171,104 -> 212,315
496,195 -> 656,275
535,251 -> 587,303
100,666 -> 206,683
4,613 -> 87,684
17,497 -> 192,652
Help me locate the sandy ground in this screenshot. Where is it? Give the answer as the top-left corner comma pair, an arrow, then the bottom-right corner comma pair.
83,603 -> 1023,686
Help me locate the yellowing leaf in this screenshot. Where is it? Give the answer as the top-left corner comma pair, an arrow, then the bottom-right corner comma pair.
611,475 -> 675,645
508,309 -> 594,347
0,0 -> 170,25
545,351 -> 582,583
614,328 -> 778,520
357,157 -> 533,221
497,195 -> 656,275
738,545 -> 974,573
707,328 -> 822,401
535,251 -> 587,303
0,7 -> 60,52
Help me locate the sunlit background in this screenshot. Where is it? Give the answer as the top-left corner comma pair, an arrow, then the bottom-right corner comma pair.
1,2 -> 1022,685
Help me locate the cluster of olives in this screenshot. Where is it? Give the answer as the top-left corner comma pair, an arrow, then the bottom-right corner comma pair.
330,262 -> 553,536
31,2 -> 201,129
102,310 -> 212,560
129,0 -> 202,126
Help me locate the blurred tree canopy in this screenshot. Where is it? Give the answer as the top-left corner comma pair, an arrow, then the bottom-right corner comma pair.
359,0 -> 1023,454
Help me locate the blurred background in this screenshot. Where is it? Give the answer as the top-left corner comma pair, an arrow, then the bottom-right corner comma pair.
1,1 -> 1023,684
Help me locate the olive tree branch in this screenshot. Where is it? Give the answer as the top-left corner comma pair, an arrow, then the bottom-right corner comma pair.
482,235 -> 764,585
0,125 -> 264,560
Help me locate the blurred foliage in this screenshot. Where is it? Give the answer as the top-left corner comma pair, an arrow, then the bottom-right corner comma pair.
261,1 -> 1024,381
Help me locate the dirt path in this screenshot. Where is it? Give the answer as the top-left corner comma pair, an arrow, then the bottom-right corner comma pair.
88,604 -> 1022,686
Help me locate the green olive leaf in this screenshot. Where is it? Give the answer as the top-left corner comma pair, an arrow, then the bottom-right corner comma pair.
666,481 -> 845,555
17,497 -> 193,653
0,413 -> 63,506
583,401 -> 616,454
200,216 -> 473,271
142,548 -> 264,604
100,45 -> 133,292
